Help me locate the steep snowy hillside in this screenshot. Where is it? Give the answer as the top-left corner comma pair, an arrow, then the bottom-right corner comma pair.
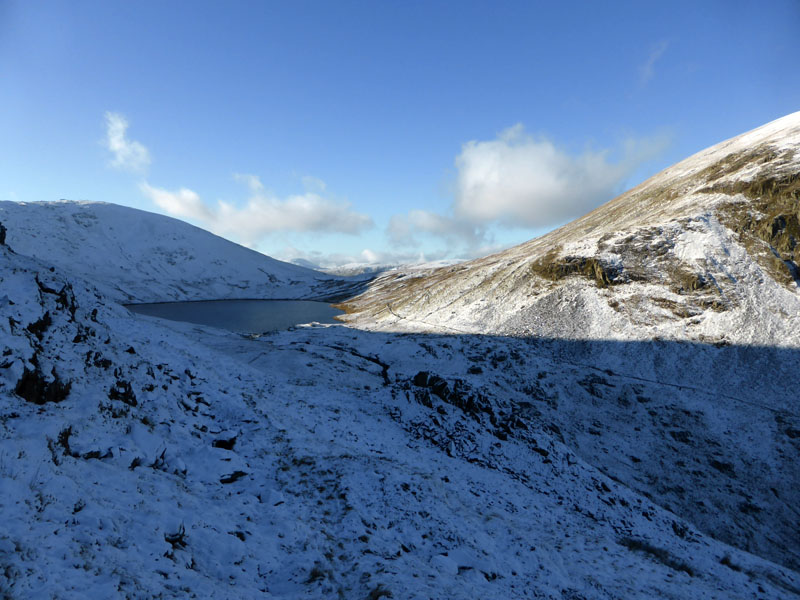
2,113 -> 799,598
1,233 -> 799,598
0,201 -> 362,303
340,112 -> 800,346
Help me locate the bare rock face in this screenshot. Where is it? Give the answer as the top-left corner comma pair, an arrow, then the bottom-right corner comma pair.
339,112 -> 800,347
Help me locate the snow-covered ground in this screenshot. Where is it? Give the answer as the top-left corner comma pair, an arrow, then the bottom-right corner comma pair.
1,240 -> 798,598
1,112 -> 799,598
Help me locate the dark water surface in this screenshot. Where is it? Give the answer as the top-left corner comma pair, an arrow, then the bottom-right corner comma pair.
126,299 -> 342,333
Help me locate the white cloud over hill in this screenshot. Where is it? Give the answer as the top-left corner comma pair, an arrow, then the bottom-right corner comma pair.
453,124 -> 667,229
140,179 -> 373,242
104,112 -> 151,173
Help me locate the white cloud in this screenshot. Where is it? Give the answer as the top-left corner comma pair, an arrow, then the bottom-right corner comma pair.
104,112 -> 150,172
384,124 -> 667,259
140,182 -> 214,222
216,193 -> 373,240
387,210 -> 485,250
278,245 -> 445,270
452,124 -> 667,229
639,40 -> 669,85
140,176 -> 373,243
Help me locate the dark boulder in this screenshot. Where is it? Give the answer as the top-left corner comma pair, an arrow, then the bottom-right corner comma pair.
15,366 -> 71,405
109,379 -> 137,407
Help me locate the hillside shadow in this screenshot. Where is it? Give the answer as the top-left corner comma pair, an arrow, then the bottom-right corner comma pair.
311,272 -> 379,302
290,327 -> 800,575
123,300 -> 800,575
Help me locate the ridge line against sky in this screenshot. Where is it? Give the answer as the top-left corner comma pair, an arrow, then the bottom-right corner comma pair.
2,0 -> 798,267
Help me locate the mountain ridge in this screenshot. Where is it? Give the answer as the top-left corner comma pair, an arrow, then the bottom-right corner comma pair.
339,112 -> 800,346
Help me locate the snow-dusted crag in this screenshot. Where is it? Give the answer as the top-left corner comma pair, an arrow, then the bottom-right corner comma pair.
0,201 -> 363,303
340,112 -> 800,346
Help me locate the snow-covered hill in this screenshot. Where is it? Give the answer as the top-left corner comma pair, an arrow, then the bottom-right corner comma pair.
1,233 -> 799,598
340,112 -> 800,347
0,200 -> 363,303
2,114 -> 800,598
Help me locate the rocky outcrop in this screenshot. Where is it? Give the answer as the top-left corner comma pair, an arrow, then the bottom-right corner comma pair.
15,365 -> 71,404
529,251 -> 620,288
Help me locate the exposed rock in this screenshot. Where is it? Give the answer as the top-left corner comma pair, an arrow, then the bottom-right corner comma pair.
529,250 -> 620,288
15,366 -> 71,404
108,379 -> 137,406
212,434 -> 237,450
26,311 -> 52,340
220,470 -> 247,484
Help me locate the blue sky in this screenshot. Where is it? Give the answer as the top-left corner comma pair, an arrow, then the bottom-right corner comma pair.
2,1 -> 798,267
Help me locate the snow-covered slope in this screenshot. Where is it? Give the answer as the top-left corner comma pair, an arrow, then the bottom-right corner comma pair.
340,112 -> 800,346
2,113 -> 800,598
0,201 -> 362,303
1,237 -> 799,598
